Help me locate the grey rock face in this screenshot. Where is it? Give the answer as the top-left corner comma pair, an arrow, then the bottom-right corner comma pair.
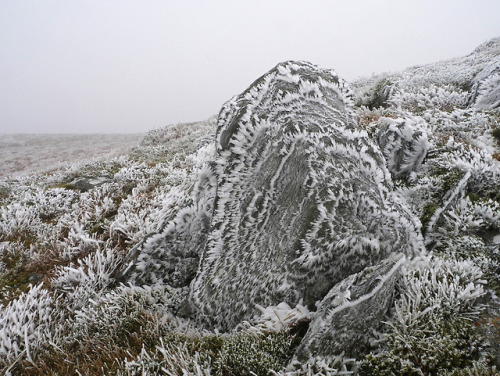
116,61 -> 423,333
65,176 -> 113,192
475,72 -> 500,110
377,117 -> 429,179
295,253 -> 406,360
190,61 -> 423,330
470,62 -> 500,109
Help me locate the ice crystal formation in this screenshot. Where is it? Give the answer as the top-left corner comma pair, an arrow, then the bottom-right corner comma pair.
1,37 -> 500,375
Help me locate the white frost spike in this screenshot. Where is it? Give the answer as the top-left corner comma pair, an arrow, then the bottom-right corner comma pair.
0,284 -> 61,362
235,302 -> 311,334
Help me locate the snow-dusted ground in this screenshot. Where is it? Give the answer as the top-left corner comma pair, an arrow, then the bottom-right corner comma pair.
0,133 -> 143,178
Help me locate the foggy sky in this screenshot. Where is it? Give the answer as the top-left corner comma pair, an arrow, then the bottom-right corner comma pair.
1,0 -> 500,134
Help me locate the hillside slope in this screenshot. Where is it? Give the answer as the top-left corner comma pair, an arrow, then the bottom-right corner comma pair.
0,38 -> 500,375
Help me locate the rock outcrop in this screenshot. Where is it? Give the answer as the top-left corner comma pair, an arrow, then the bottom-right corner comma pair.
475,68 -> 500,109
468,38 -> 500,109
118,60 -> 423,333
190,61 -> 423,330
116,163 -> 216,287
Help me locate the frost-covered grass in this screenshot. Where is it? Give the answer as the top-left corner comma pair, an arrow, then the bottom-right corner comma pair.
0,117 -> 311,375
359,256 -> 491,375
0,119 -> 219,373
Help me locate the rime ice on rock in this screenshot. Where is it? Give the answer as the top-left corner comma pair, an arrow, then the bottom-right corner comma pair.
468,38 -> 500,109
116,61 -> 423,333
376,117 -> 429,179
296,253 -> 406,360
116,163 -> 217,287
475,68 -> 500,109
190,61 -> 423,330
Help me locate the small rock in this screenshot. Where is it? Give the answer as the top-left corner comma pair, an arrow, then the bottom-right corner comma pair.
295,253 -> 405,360
377,117 -> 429,179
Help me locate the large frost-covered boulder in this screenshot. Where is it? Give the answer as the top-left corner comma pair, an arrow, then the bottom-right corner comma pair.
116,61 -> 423,332
190,61 -> 423,329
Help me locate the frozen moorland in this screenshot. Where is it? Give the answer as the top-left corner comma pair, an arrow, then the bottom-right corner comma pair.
1,38 -> 500,375
0,133 -> 142,179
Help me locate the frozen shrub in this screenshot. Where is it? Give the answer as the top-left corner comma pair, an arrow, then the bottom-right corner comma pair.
118,326 -> 296,376
52,247 -> 121,308
390,84 -> 468,113
273,355 -> 356,376
0,202 -> 40,241
72,284 -> 187,340
214,331 -> 293,376
359,256 -> 488,375
121,340 -> 212,376
0,283 -> 61,363
442,197 -> 500,234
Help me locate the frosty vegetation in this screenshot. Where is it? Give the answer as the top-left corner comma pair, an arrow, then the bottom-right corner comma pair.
1,37 -> 500,375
